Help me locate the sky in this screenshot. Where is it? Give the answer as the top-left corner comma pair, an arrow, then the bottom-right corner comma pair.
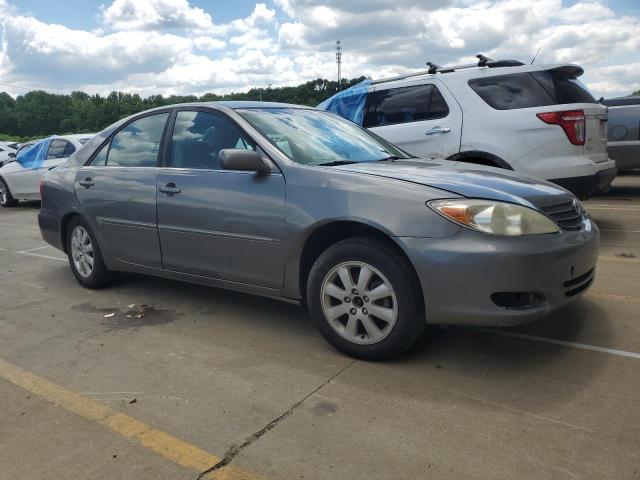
0,0 -> 639,99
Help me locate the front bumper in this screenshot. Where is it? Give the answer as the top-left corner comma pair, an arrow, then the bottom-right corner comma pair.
551,164 -> 617,199
400,219 -> 599,327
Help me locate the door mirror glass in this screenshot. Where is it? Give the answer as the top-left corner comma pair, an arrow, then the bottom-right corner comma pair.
218,149 -> 270,173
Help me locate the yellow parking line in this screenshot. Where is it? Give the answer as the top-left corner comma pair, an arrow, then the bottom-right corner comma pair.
599,255 -> 640,264
0,357 -> 260,480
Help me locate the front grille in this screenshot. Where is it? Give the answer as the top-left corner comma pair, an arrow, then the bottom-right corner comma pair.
541,200 -> 584,231
563,268 -> 595,297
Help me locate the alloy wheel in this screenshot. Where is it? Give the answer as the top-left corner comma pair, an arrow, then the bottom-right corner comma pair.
320,261 -> 398,345
71,226 -> 94,278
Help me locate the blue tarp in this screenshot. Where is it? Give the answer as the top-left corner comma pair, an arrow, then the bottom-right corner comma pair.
16,137 -> 52,169
317,80 -> 371,126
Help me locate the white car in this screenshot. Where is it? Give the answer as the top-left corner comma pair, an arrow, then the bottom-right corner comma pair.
0,134 -> 94,207
0,142 -> 18,166
319,56 -> 617,199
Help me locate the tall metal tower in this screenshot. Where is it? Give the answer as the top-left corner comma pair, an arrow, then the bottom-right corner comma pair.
335,40 -> 342,87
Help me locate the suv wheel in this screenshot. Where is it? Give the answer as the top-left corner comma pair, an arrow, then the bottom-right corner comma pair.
307,237 -> 424,359
66,216 -> 113,288
0,178 -> 18,207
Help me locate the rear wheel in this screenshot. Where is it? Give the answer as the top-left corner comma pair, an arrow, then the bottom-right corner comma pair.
66,216 -> 113,288
0,178 -> 18,207
307,237 -> 424,360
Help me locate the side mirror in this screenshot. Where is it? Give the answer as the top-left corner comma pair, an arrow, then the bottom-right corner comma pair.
219,149 -> 271,174
8,152 -> 16,158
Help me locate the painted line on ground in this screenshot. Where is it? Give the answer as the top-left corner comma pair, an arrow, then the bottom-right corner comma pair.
18,246 -> 48,253
600,229 -> 640,234
0,247 -> 66,262
589,291 -> 640,304
0,357 -> 260,480
599,255 -> 640,264
470,328 -> 640,360
585,205 -> 640,211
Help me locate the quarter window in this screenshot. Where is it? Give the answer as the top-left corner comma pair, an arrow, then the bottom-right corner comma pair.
46,140 -> 69,159
364,84 -> 450,127
88,142 -> 109,166
170,111 -> 254,170
469,71 -> 597,110
107,113 -> 169,167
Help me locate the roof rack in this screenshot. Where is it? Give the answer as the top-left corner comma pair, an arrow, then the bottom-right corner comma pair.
371,54 -> 525,85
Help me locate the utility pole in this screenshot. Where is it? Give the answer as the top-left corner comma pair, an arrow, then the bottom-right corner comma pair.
335,40 -> 342,89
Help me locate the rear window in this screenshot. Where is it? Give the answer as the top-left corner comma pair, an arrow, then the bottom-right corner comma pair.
469,70 -> 596,110
364,84 -> 449,127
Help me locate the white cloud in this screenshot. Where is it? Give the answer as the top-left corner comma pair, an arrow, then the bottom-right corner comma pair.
101,0 -> 213,31
0,0 -> 639,99
192,36 -> 226,51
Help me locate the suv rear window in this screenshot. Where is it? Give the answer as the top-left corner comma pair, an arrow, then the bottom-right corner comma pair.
469,70 -> 596,110
364,84 -> 449,127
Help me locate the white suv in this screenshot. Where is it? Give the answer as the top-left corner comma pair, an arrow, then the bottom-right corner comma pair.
319,57 -> 617,199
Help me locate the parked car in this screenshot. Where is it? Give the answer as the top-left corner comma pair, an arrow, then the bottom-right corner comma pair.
318,56 -> 617,199
602,96 -> 640,171
0,134 -> 94,207
0,145 -> 17,167
39,102 -> 598,359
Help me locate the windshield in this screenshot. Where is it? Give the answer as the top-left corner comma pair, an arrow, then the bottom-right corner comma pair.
238,108 -> 411,166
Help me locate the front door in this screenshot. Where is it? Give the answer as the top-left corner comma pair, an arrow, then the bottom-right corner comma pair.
156,109 -> 286,288
75,112 -> 170,268
364,79 -> 462,159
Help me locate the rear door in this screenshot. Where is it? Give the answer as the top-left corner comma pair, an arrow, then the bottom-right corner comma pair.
156,108 -> 286,288
75,112 -> 170,268
10,139 -> 70,195
364,80 -> 462,159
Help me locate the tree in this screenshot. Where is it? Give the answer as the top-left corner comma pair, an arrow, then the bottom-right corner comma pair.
0,76 -> 368,139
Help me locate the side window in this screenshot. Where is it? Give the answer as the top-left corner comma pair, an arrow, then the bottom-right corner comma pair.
63,142 -> 76,157
363,84 -> 449,127
46,140 -> 68,159
88,142 -> 109,166
170,111 -> 255,169
107,113 -> 169,167
469,73 -> 555,110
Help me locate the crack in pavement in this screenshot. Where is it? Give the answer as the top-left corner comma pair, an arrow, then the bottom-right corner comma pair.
196,359 -> 357,479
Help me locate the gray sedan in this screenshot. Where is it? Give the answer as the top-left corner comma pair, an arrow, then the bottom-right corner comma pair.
38,102 -> 599,359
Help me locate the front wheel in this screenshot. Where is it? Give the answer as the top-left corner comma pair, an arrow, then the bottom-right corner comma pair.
307,237 -> 425,360
66,216 -> 113,288
0,178 -> 18,207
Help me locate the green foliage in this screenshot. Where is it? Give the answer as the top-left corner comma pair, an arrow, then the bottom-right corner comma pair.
632,90 -> 640,96
0,77 -> 366,138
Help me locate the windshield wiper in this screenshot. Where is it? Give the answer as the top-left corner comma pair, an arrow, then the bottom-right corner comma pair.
376,155 -> 401,162
315,160 -> 359,166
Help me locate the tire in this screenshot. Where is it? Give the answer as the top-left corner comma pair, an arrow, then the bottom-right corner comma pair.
307,237 -> 425,360
66,216 -> 113,289
0,178 -> 18,207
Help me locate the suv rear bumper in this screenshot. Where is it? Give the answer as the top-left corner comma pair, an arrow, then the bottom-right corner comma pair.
550,165 -> 617,199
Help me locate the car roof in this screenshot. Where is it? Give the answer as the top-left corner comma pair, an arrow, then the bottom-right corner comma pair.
372,63 -> 584,86
602,97 -> 640,107
136,101 -> 314,114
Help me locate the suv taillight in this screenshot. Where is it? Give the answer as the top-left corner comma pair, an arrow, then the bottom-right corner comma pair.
39,178 -> 45,197
537,110 -> 585,145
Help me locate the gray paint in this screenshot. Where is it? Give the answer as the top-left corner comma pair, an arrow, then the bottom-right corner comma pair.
39,102 -> 599,326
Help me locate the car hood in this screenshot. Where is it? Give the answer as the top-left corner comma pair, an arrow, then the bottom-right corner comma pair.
332,159 -> 572,208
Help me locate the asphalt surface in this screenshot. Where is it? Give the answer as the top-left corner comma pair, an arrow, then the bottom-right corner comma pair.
1,173 -> 639,480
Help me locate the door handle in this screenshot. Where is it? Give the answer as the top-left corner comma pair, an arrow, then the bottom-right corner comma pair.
159,183 -> 181,195
425,126 -> 452,136
78,178 -> 95,188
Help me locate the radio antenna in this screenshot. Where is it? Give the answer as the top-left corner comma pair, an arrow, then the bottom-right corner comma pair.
531,47 -> 542,64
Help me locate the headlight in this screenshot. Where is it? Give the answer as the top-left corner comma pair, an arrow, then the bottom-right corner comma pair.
428,199 -> 560,236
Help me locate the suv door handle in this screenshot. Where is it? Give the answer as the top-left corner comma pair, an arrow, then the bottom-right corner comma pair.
425,126 -> 451,135
159,183 -> 181,195
78,178 -> 95,188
